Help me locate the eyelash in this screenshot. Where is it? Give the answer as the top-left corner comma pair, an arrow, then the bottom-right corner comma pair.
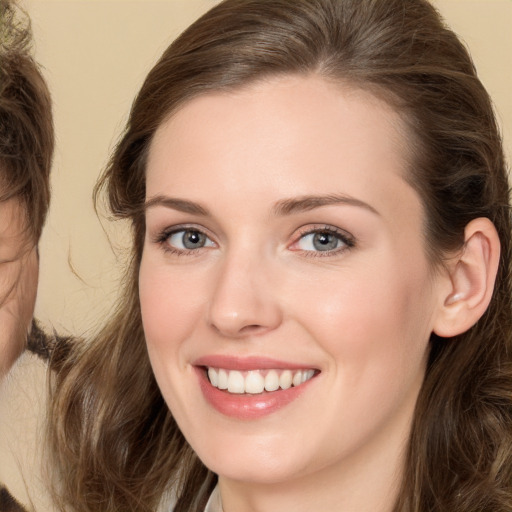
153,225 -> 215,256
152,224 -> 356,257
290,225 -> 355,257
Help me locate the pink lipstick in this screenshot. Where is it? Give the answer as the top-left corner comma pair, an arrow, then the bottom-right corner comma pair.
194,356 -> 319,420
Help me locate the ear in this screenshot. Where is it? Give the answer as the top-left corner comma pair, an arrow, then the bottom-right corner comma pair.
433,217 -> 500,338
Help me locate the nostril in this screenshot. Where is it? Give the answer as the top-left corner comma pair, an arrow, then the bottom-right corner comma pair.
239,324 -> 266,335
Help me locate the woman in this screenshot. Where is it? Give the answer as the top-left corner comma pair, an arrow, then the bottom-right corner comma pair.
47,0 -> 512,511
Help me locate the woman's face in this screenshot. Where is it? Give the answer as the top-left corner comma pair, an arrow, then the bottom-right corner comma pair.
0,198 -> 38,378
140,76 -> 448,488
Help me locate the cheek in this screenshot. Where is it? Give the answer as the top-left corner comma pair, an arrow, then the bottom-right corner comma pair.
0,249 -> 39,376
139,257 -> 207,359
281,259 -> 434,457
139,256 -> 212,425
289,255 -> 434,383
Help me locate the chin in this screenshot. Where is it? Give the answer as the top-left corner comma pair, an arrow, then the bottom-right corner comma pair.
192,432 -> 314,485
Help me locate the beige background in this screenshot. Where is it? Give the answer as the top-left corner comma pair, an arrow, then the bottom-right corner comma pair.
0,1 -> 511,510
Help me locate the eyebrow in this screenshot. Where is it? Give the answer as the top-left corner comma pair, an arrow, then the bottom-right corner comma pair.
273,194 -> 379,216
144,195 -> 209,216
143,193 -> 379,217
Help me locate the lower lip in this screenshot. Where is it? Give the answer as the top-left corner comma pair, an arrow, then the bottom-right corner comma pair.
196,367 -> 315,420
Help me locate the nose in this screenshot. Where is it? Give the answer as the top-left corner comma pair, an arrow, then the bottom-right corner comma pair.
207,251 -> 283,338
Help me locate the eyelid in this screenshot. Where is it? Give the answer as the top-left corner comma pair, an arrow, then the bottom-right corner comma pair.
152,224 -> 217,254
149,222 -> 355,257
288,224 -> 355,255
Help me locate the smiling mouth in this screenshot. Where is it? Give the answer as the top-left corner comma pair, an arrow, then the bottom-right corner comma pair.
205,367 -> 317,395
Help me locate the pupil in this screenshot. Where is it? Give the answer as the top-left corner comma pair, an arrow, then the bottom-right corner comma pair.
183,230 -> 204,249
313,232 -> 337,251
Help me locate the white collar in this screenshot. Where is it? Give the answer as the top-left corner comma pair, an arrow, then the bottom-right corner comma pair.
204,485 -> 223,512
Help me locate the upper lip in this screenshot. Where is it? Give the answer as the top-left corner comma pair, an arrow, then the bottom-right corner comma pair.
194,355 -> 318,371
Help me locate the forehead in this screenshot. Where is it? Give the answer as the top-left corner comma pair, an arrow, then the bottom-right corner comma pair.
147,74 -> 414,207
151,74 -> 408,152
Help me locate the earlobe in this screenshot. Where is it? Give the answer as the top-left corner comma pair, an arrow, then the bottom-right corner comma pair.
433,218 -> 500,338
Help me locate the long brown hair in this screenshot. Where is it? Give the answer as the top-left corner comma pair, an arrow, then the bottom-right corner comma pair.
0,0 -> 53,242
47,1 -> 512,510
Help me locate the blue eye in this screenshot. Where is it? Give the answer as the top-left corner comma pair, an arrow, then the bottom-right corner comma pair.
166,229 -> 215,251
296,230 -> 351,252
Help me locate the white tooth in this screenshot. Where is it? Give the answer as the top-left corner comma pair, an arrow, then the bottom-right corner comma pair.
227,370 -> 245,394
208,367 -> 219,387
306,369 -> 315,381
264,370 -> 280,391
302,371 -> 309,383
279,370 -> 292,390
218,369 -> 228,390
292,370 -> 303,387
245,371 -> 265,394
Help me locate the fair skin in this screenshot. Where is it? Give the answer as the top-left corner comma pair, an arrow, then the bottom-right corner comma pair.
139,75 -> 498,512
0,197 -> 38,378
